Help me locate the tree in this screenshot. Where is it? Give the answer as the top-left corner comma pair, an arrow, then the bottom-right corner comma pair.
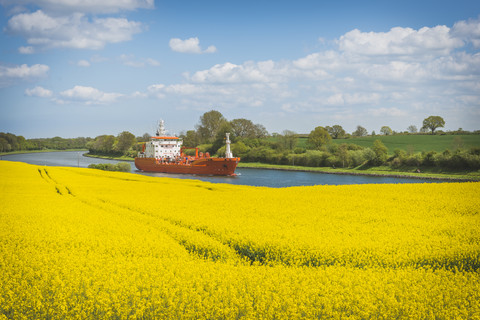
92,135 -> 116,153
352,125 -> 368,137
372,139 -> 388,165
407,125 -> 418,134
230,118 -> 257,138
380,126 -> 393,135
181,130 -> 200,148
1,133 -> 19,150
279,130 -> 298,150
337,144 -> 350,168
0,137 -> 10,152
115,131 -> 136,154
254,123 -> 269,138
196,110 -> 228,143
307,126 -> 331,150
142,133 -> 151,141
422,116 -> 445,135
326,125 -> 346,139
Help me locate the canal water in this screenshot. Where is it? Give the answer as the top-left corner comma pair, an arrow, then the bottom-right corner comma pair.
1,151 -> 449,187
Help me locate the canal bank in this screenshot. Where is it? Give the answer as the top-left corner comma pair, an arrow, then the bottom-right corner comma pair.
1,151 -> 466,187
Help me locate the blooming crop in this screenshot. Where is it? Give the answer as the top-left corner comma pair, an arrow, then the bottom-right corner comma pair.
1,161 -> 479,319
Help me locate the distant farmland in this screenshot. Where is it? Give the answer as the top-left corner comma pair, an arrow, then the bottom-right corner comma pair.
296,134 -> 480,154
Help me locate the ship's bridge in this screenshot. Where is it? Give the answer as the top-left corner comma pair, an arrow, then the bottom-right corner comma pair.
144,136 -> 183,159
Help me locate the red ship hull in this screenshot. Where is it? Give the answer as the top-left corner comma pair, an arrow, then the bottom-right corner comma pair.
135,157 -> 240,176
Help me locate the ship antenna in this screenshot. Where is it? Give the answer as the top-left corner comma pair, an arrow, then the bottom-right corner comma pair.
157,120 -> 166,136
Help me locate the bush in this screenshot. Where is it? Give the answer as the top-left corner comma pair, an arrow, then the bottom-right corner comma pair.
470,147 -> 480,156
233,141 -> 250,157
390,157 -> 402,168
198,144 -> 213,153
404,154 -> 422,167
348,150 -> 364,167
393,148 -> 407,159
116,162 -> 131,172
422,151 -> 437,166
372,140 -> 388,165
306,150 -> 328,167
243,146 -> 277,163
362,148 -> 376,164
325,155 -> 341,168
88,162 -> 131,172
447,152 -> 470,169
466,154 -> 480,169
287,153 -> 307,166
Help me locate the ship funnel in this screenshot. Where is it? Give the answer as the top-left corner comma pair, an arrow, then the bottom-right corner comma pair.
225,133 -> 233,158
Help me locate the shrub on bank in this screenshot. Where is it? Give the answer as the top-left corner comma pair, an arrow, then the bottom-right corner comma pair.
88,162 -> 131,172
387,148 -> 480,170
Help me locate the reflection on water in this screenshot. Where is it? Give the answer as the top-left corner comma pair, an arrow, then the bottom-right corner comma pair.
1,151 -> 449,188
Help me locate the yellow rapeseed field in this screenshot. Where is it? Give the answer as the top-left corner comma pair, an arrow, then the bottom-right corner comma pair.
1,160 -> 479,319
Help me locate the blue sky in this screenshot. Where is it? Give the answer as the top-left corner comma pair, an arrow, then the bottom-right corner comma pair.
1,0 -> 479,138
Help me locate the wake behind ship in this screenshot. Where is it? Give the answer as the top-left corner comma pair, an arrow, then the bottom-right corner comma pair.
135,120 -> 240,176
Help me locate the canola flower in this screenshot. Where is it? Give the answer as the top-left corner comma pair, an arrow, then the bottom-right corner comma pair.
0,160 -> 479,319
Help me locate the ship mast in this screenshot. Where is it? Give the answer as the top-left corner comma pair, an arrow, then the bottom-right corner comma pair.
156,120 -> 166,136
225,133 -> 233,158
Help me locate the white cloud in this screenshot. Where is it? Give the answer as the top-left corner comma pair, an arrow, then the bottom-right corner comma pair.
169,37 -> 217,54
60,85 -> 123,104
6,10 -> 142,50
165,84 -> 204,95
293,51 -> 342,70
1,0 -> 154,14
189,60 -> 289,84
25,86 -> 53,97
146,84 -> 166,99
204,45 -> 217,54
338,25 -> 463,56
0,64 -> 50,80
146,58 -> 161,67
77,60 -> 90,67
368,107 -> 408,118
452,17 -> 480,48
18,46 -> 34,54
325,93 -> 345,106
119,54 -> 160,67
359,61 -> 427,81
322,93 -> 381,107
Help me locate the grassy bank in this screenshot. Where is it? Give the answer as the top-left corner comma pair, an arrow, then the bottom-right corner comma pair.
238,162 -> 480,181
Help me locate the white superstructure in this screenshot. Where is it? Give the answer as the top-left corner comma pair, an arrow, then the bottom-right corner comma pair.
138,120 -> 183,159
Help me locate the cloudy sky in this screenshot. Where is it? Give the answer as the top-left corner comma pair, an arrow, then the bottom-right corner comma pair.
1,0 -> 479,138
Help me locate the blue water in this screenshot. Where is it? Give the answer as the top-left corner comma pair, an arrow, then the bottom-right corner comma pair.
1,151 -> 450,187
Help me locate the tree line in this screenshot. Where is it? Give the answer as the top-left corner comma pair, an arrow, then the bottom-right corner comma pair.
181,111 -> 480,171
86,131 -> 138,157
0,133 -> 93,153
2,112 -> 479,171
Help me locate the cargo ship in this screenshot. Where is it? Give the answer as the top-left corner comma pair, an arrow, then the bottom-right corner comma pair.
135,120 -> 240,176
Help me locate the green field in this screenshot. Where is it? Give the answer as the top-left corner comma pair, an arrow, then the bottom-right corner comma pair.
297,134 -> 480,154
